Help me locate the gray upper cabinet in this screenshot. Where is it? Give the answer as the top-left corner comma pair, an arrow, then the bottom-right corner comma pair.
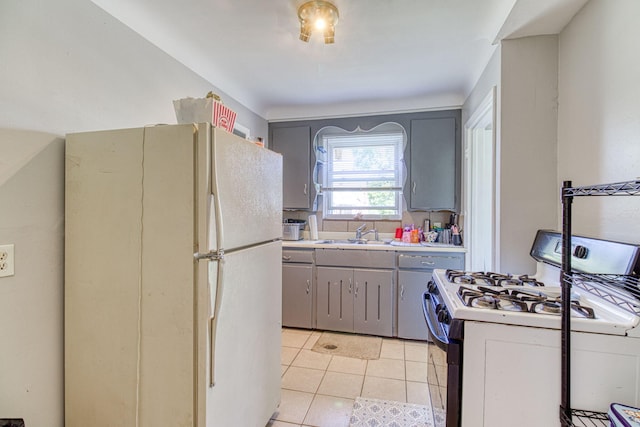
270,109 -> 461,212
271,126 -> 311,209
407,115 -> 459,211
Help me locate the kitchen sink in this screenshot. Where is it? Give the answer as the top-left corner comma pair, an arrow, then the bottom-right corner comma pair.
314,239 -> 363,244
314,239 -> 389,245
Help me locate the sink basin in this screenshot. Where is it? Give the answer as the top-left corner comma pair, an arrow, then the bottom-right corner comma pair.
315,239 -> 365,244
364,240 -> 390,245
314,239 -> 390,245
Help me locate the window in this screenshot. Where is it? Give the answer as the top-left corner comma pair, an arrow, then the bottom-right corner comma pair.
315,123 -> 406,220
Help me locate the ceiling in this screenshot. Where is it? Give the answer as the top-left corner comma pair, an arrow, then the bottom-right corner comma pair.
90,0 -> 587,121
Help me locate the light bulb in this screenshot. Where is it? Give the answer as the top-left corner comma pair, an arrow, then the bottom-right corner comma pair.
297,1 -> 338,44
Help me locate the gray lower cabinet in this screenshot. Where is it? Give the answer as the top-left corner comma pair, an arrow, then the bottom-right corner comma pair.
316,266 -> 394,337
396,252 -> 464,340
282,264 -> 314,328
282,249 -> 315,329
397,270 -> 432,340
283,247 -> 465,339
353,268 -> 394,337
316,267 -> 353,333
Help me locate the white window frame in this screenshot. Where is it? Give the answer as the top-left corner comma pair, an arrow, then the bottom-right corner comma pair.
319,125 -> 405,220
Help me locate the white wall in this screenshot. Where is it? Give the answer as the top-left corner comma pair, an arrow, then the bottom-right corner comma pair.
557,0 -> 640,242
0,1 -> 267,426
463,0 -> 640,271
499,35 -> 559,273
462,49 -> 501,127
0,130 -> 65,426
462,50 -> 501,270
463,36 -> 559,274
0,0 -> 267,139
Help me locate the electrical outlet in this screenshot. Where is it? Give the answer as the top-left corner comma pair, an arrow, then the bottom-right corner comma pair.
0,244 -> 15,278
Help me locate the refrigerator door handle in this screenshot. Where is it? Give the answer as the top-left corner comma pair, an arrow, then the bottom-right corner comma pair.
194,249 -> 225,261
208,258 -> 225,388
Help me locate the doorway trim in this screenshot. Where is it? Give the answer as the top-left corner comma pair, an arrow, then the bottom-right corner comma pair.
463,87 -> 497,271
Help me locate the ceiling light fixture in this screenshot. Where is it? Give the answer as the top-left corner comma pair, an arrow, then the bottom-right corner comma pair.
297,0 -> 339,44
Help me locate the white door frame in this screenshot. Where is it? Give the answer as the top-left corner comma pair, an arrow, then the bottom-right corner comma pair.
463,87 -> 497,271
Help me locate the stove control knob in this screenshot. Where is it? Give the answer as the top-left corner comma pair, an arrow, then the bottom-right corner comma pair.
427,281 -> 438,294
437,308 -> 450,324
573,245 -> 588,259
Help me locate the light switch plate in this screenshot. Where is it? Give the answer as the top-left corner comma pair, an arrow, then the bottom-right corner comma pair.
0,244 -> 15,277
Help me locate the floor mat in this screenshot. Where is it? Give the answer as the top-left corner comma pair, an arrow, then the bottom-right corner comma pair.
311,331 -> 382,359
349,397 -> 434,427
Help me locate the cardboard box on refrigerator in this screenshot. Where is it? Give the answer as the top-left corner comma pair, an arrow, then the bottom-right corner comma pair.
173,96 -> 236,133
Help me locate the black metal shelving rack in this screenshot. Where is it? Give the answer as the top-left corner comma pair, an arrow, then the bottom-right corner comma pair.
560,179 -> 640,427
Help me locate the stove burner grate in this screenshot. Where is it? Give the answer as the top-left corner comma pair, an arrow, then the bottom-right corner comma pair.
456,285 -> 596,318
518,274 -> 545,287
445,270 -> 546,287
445,270 -> 477,284
537,300 -> 562,314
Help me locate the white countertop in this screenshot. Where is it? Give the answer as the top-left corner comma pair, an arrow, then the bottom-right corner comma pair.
282,232 -> 466,253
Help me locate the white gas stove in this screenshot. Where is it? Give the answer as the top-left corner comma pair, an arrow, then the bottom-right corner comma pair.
423,230 -> 640,427
431,264 -> 640,336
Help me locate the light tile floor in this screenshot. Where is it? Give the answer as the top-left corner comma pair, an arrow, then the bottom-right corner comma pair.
267,328 -> 431,427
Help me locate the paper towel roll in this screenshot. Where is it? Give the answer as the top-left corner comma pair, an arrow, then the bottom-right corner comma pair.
308,215 -> 319,240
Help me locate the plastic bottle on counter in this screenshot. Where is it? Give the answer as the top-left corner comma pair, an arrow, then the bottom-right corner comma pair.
395,227 -> 403,240
402,226 -> 411,243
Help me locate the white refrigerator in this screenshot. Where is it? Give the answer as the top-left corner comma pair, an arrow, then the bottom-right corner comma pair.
65,123 -> 283,426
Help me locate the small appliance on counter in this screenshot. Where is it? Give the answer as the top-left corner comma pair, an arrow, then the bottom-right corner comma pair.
283,219 -> 306,240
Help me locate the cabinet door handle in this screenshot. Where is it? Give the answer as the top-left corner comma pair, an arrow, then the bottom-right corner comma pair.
355,281 -> 359,298
348,278 -> 352,293
303,183 -> 308,195
400,285 -> 405,300
282,255 -> 292,261
412,181 -> 416,194
306,280 -> 310,294
421,261 -> 435,266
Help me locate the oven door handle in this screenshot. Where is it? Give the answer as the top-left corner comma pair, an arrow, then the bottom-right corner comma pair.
423,291 -> 450,349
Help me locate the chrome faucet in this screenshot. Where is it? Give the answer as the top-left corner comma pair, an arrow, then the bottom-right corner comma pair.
360,229 -> 379,241
355,223 -> 378,241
